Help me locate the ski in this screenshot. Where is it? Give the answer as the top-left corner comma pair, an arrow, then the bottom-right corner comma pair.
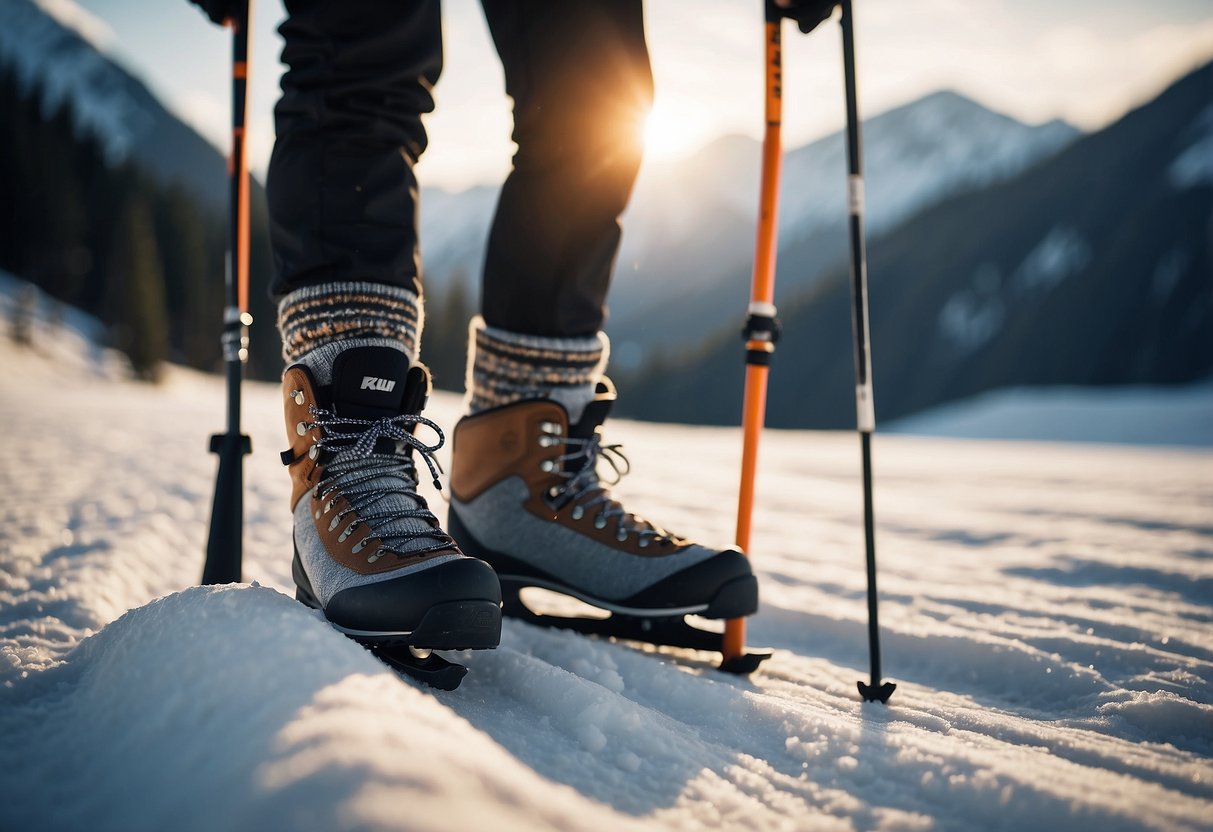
501,579 -> 772,674
370,645 -> 469,691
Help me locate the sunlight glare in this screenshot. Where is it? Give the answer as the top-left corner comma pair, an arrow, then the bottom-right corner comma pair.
641,105 -> 702,161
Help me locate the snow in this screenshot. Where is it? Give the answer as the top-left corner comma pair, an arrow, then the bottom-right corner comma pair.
774,91 -> 1078,241
1012,227 -> 1091,293
937,224 -> 1093,354
2,285 -> 1211,831
937,264 -> 1006,354
887,382 -> 1213,448
1169,103 -> 1213,190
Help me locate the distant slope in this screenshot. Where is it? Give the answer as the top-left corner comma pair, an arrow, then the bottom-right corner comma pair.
620,63 -> 1213,429
885,381 -> 1213,447
0,0 -> 281,379
0,0 -> 228,209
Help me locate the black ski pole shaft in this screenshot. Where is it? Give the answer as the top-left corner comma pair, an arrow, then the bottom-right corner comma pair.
203,1 -> 253,585
841,0 -> 894,704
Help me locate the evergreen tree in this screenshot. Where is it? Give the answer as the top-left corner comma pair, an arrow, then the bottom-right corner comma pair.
422,273 -> 474,391
104,195 -> 170,381
156,185 -> 221,368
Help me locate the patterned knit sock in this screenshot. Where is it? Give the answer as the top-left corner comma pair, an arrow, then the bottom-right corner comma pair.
277,281 -> 423,382
466,316 -> 609,423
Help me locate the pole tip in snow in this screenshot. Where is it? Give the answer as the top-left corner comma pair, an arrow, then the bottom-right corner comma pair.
719,649 -> 773,675
857,680 -> 896,703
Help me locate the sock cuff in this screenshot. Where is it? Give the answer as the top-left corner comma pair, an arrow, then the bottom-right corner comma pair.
466,316 -> 609,414
277,282 -> 423,367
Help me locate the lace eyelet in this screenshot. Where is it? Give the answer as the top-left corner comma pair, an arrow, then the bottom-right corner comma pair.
540,421 -> 562,435
571,505 -> 584,521
540,459 -> 556,473
639,537 -> 650,548
594,515 -> 607,530
308,445 -> 319,460
291,389 -> 305,405
616,528 -> 628,542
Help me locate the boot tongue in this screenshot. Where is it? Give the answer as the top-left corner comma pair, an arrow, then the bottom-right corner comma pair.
569,396 -> 612,440
330,346 -> 415,420
569,379 -> 617,439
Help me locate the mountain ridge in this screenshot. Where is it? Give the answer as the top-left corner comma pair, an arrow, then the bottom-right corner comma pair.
617,62 -> 1213,428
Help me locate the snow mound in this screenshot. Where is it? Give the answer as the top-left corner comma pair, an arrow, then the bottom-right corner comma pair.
0,584 -> 633,831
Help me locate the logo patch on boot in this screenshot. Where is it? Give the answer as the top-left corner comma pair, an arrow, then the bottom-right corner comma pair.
360,376 -> 397,392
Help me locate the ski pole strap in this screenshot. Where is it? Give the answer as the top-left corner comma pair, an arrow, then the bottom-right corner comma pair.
742,301 -> 780,366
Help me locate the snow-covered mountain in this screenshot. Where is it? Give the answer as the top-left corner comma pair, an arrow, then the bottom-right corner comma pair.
2,281 -> 1211,831
0,0 -> 228,208
637,90 -> 1080,243
625,63 -> 1213,430
418,90 -> 1078,364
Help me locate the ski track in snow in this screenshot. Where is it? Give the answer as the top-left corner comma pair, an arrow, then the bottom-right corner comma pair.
1,328 -> 1211,831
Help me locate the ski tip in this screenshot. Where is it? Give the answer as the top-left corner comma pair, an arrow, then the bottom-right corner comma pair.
373,646 -> 469,691
857,680 -> 896,703
718,649 -> 774,676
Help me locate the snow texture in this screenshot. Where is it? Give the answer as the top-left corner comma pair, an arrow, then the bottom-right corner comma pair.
2,280 -> 1211,831
937,225 -> 1092,355
1169,103 -> 1213,190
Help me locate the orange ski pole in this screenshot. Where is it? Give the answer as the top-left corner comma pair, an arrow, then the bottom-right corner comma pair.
723,4 -> 784,672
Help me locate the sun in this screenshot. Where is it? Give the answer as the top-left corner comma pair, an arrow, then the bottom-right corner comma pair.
640,104 -> 703,161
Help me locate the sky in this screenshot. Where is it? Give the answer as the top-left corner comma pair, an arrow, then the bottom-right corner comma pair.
64,0 -> 1213,191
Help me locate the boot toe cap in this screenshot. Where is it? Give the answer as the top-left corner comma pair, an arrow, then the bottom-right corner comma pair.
623,547 -> 757,617
326,555 -> 502,637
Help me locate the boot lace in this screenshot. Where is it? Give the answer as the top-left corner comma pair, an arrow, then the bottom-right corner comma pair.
308,405 -> 453,561
549,433 -> 676,549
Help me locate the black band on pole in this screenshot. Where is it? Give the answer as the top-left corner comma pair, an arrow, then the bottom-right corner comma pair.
742,313 -> 782,343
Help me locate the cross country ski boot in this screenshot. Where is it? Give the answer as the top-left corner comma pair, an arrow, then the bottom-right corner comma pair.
281,345 -> 501,689
447,378 -> 764,670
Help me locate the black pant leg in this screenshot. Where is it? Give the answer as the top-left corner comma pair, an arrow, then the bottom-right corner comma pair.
479,0 -> 653,338
268,0 -> 441,299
